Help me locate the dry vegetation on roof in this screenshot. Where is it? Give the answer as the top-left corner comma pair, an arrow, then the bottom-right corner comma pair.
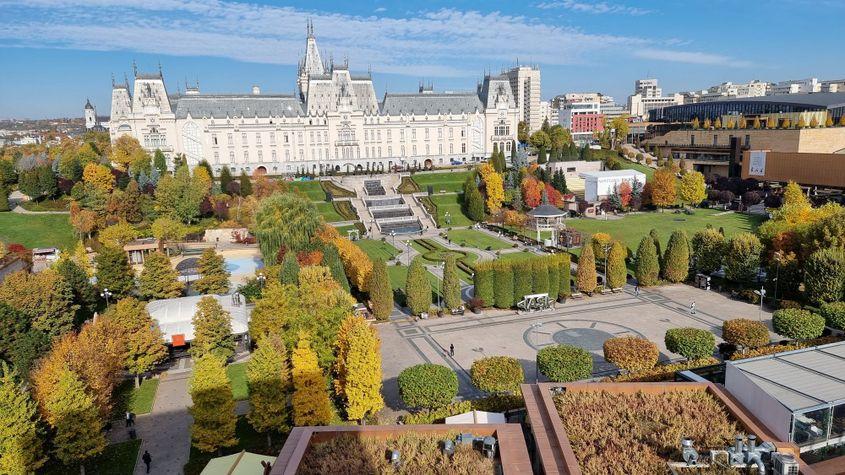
554,390 -> 743,475
297,432 -> 496,475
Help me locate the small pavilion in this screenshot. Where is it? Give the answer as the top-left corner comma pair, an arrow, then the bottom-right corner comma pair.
527,202 -> 567,244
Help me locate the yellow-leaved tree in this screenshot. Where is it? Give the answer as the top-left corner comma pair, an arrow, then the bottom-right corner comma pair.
650,167 -> 677,210
82,162 -> 114,193
103,297 -> 168,387
45,368 -> 107,471
291,334 -> 333,426
189,354 -> 238,453
334,316 -> 383,421
246,335 -> 289,448
110,135 -> 146,171
478,163 -> 504,213
678,170 -> 706,207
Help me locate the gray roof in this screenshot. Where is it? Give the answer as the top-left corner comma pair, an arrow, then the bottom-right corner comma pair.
729,341 -> 845,411
380,92 -> 483,115
528,204 -> 566,217
172,95 -> 304,119
716,92 -> 845,108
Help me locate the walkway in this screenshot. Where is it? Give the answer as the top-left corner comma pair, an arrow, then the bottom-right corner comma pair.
8,191 -> 69,214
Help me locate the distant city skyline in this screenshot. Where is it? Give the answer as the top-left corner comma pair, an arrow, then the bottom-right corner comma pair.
2,0 -> 844,119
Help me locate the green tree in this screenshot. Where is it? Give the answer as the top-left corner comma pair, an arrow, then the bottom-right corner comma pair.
650,229 -> 663,271
155,165 -> 206,224
464,186 -> 485,221
368,258 -> 393,320
532,259 -> 549,295
691,229 -> 725,274
189,354 -> 238,453
153,149 -> 168,175
635,236 -> 660,286
537,344 -> 593,382
191,296 -> 234,360
334,316 -> 383,421
254,193 -> 320,262
537,146 -> 547,164
219,166 -> 233,194
246,335 -> 289,447
577,242 -> 597,293
0,269 -> 78,338
0,303 -> 27,364
804,247 -> 845,304
280,252 -> 300,285
472,262 -> 494,307
398,363 -> 457,410
55,258 -> 97,322
94,245 -> 135,298
441,254 -> 461,310
291,334 -> 333,426
239,171 -> 253,196
513,261 -> 533,302
0,362 -> 44,474
607,241 -> 627,289
45,368 -> 106,472
517,121 -> 529,143
138,251 -> 183,300
678,171 -> 706,206
194,249 -> 230,295
104,297 -> 167,387
724,233 -> 762,282
493,261 -> 514,309
662,231 -> 690,283
405,258 -> 431,315
322,244 -> 350,292
0,188 -> 10,212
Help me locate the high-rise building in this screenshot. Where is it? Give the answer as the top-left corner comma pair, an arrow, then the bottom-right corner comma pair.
504,66 -> 542,133
769,78 -> 821,95
538,100 -> 558,127
627,79 -> 683,119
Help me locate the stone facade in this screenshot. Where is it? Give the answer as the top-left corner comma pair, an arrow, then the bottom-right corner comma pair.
647,127 -> 845,154
108,29 -> 521,175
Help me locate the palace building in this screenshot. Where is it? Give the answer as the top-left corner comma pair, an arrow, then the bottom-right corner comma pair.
108,24 -> 523,175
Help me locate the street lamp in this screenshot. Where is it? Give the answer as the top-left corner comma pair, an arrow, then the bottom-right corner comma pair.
773,251 -> 783,304
257,272 -> 266,289
390,230 -> 396,250
754,286 -> 766,323
530,322 -> 544,383
100,288 -> 113,308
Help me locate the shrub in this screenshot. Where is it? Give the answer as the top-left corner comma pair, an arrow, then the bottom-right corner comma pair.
635,236 -> 659,286
662,231 -> 690,283
664,328 -> 715,360
471,394 -> 525,413
602,337 -> 658,372
472,262 -> 494,306
470,356 -> 524,394
401,401 -> 471,424
722,319 -> 769,349
804,248 -> 845,305
537,345 -> 593,382
821,302 -> 845,330
610,357 -> 719,382
728,336 -> 844,361
397,364 -> 458,410
724,233 -> 762,282
772,308 -> 825,340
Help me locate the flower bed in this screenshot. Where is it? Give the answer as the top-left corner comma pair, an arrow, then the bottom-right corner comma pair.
554,390 -> 742,474
298,432 -> 496,474
320,179 -> 356,198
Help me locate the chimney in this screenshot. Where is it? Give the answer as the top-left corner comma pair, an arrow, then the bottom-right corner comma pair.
252,85 -> 261,95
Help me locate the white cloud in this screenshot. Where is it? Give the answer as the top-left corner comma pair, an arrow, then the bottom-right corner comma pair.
535,0 -> 651,15
634,48 -> 753,67
374,7 -> 386,13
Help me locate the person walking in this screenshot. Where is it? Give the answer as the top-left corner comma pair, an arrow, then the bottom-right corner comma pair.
142,450 -> 152,473
125,411 -> 132,428
449,344 -> 455,357
634,284 -> 640,297
690,301 -> 696,315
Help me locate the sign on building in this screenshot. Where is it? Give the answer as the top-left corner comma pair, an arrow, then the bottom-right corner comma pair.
748,150 -> 767,176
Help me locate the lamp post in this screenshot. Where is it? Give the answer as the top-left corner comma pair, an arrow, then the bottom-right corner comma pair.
754,286 -> 766,323
773,251 -> 783,305
531,322 -> 544,383
257,272 -> 266,289
390,230 -> 396,250
100,288 -> 113,308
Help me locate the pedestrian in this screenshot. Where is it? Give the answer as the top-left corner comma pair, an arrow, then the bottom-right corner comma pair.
690,301 -> 696,315
142,450 -> 152,473
125,411 -> 132,428
634,284 -> 640,297
449,344 -> 455,357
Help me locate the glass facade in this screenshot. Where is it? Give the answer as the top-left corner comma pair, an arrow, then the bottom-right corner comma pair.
791,403 -> 845,449
650,100 -> 827,123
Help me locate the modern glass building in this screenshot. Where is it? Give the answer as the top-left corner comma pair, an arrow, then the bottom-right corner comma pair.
650,92 -> 845,123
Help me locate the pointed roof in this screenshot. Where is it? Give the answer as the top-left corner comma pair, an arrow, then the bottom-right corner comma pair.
528,204 -> 565,218
84,98 -> 94,110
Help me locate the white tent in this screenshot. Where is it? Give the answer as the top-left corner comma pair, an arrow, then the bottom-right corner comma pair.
146,294 -> 249,344
579,169 -> 647,203
445,410 -> 506,425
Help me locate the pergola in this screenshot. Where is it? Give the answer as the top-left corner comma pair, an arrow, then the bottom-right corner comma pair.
527,204 -> 567,244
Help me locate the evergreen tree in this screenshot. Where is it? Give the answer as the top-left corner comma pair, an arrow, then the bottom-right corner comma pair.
663,231 -> 690,283
193,248 -> 230,295
636,236 -> 660,286
547,258 -> 561,299
153,149 -> 168,175
650,229 -> 663,273
512,260 -> 533,302
691,228 -> 725,274
219,167 -> 234,195
238,171 -> 253,196
138,251 -> 183,300
607,241 -> 627,289
552,169 -> 568,194
368,258 -> 393,320
465,186 -> 485,221
405,258 -> 431,315
197,159 -> 214,180
490,143 -> 501,172
537,146 -> 547,164
493,261 -> 515,309
512,186 -> 523,211
246,335 -> 289,447
189,354 -> 238,453
45,368 -> 106,471
291,334 -> 333,426
472,263 -> 494,306
191,296 -> 234,360
334,316 -> 383,421
280,252 -> 300,285
510,142 -> 517,166
577,243 -> 597,293
94,245 -> 134,298
441,254 -> 461,310
55,258 -> 97,322
0,362 -> 44,474
322,244 -> 350,292
825,115 -> 834,127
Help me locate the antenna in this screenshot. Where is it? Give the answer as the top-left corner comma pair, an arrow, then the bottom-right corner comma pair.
132,60 -> 138,77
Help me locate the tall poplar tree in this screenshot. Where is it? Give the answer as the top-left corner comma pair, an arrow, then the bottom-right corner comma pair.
238,171 -> 253,196
607,240 -> 628,289
663,231 -> 691,283
368,259 -> 393,320
246,335 -> 289,448
334,317 -> 383,421
191,296 -> 234,360
636,236 -> 660,286
322,244 -> 350,292
45,368 -> 106,472
138,251 -> 183,300
441,254 -> 461,310
577,243 -> 598,293
291,335 -> 333,426
189,354 -> 238,453
405,258 -> 431,315
0,363 -> 44,474
193,248 -> 230,295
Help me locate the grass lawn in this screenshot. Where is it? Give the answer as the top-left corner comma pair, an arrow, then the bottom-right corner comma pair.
288,180 -> 326,201
314,201 -> 344,223
43,439 -> 141,475
386,264 -> 443,298
565,208 -> 766,255
427,194 -> 473,227
496,250 -> 539,262
446,229 -> 511,251
618,158 -> 655,180
19,196 -> 71,212
114,378 -> 160,416
333,222 -> 365,237
183,417 -> 285,475
354,239 -> 400,261
0,212 -> 76,250
227,362 -> 248,401
411,171 -> 473,194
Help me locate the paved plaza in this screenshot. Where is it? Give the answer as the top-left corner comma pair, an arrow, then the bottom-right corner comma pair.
378,282 -> 774,411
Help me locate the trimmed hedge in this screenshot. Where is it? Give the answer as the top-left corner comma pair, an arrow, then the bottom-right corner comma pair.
602,337 -> 659,372
493,261 -> 515,309
728,336 -> 844,361
664,328 -> 716,360
821,302 -> 845,330
537,344 -> 593,382
532,260 -> 549,296
772,308 -> 825,340
397,364 -> 458,409
401,401 -> 471,424
472,262 -> 494,307
722,319 -> 769,349
609,357 -> 719,383
513,261 -> 533,302
470,356 -> 524,394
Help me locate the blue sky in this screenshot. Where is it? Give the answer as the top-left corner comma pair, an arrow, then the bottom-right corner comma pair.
1,0 -> 843,119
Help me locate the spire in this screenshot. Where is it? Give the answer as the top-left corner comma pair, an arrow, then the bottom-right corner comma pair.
158,61 -> 163,77
132,59 -> 138,77
111,73 -> 115,87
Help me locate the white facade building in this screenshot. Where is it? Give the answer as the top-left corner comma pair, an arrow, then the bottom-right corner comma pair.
109,27 -> 520,175
769,78 -> 821,95
579,170 -> 646,203
84,99 -> 98,130
627,79 -> 682,119
504,66 -> 542,133
538,100 -> 558,127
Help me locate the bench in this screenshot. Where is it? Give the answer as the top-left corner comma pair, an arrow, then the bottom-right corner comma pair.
611,287 -> 624,293
600,288 -> 612,295
570,292 -> 583,299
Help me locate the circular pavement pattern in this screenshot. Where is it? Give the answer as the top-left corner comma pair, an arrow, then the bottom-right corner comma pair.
552,328 -> 616,352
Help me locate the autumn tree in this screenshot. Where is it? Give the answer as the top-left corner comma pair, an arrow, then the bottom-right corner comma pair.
478,163 -> 504,213
138,251 -> 183,300
246,335 -> 289,447
322,244 -> 350,292
607,241 -> 628,289
405,258 -> 431,315
724,232 -> 762,282
191,296 -> 234,360
255,193 -> 320,263
291,334 -> 333,426
663,231 -> 690,283
280,252 -> 300,285
0,362 -> 44,473
193,248 -> 230,295
189,354 -> 238,453
110,135 -> 147,170
336,317 -> 383,421
98,221 -> 140,248
103,297 -> 167,387
678,170 -> 706,207
95,245 -> 135,298
635,236 -> 660,286
0,269 -> 77,338
442,254 -> 462,310
150,216 -> 188,246
368,258 -> 393,320
691,229 -> 725,273
45,368 -> 106,472
82,163 -> 114,193
651,167 -> 677,210
155,165 -> 207,224
577,241 -> 597,293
